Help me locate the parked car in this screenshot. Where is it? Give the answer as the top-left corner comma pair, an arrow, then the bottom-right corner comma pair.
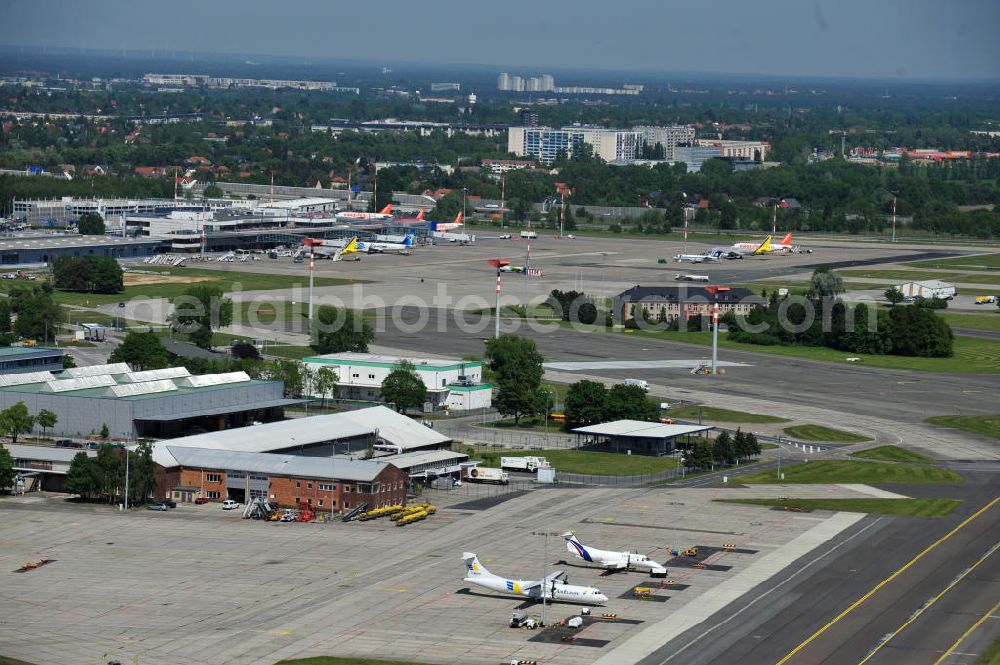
162,499 -> 177,509
221,499 -> 240,510
194,497 -> 210,505
147,503 -> 169,511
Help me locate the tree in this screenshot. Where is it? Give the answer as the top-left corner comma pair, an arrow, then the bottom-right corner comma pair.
311,306 -> 375,354
577,302 -> 598,325
604,383 -> 658,422
381,360 -> 427,413
36,409 -> 57,439
65,452 -> 97,498
100,423 -> 110,439
77,212 -> 105,235
63,354 -> 77,369
0,442 -> 14,490
888,306 -> 954,357
0,299 -> 12,334
712,431 -> 735,466
314,367 -> 339,408
485,335 -> 545,425
884,286 -> 905,306
170,284 -> 233,349
268,359 -> 305,398
128,441 -> 157,505
0,402 -> 35,443
94,442 -> 120,502
109,331 -> 168,371
9,283 -> 63,343
83,256 -> 124,294
809,266 -> 845,298
231,342 -> 260,360
202,184 -> 224,199
564,380 -> 608,429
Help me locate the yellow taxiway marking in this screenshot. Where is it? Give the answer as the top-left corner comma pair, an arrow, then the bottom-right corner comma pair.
931,597 -> 1000,665
857,540 -> 999,664
774,496 -> 999,665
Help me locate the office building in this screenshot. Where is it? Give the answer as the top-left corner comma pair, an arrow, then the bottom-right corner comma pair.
508,126 -> 642,164
637,125 -> 697,160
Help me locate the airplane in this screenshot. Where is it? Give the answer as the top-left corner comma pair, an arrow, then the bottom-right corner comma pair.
393,208 -> 426,224
430,211 -> 464,232
499,264 -> 525,273
562,532 -> 667,577
674,273 -> 710,282
355,231 -> 415,253
336,203 -> 393,223
305,237 -> 359,259
674,251 -> 721,264
727,234 -> 775,256
462,552 -> 608,605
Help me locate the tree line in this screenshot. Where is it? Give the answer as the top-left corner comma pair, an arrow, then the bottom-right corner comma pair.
682,430 -> 762,472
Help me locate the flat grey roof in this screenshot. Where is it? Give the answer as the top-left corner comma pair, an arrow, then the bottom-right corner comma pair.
136,398 -> 304,421
371,449 -> 468,469
572,420 -> 714,439
7,444 -> 96,463
166,447 -> 390,482
0,236 -> 159,251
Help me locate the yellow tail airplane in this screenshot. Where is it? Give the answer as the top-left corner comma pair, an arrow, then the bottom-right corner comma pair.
340,237 -> 360,254
753,235 -> 773,255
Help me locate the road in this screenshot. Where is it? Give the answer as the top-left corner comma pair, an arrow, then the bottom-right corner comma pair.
634,471 -> 1000,665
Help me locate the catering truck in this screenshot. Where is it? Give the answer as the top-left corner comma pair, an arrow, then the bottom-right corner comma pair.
466,467 -> 509,484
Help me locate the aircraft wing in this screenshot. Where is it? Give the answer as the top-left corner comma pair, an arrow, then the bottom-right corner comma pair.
522,570 -> 565,590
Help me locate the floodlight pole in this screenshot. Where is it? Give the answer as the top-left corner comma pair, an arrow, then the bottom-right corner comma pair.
500,174 -> 506,230
495,262 -> 502,339
772,203 -> 777,236
124,447 -> 130,511
308,250 -> 315,320
711,299 -> 719,375
891,195 -> 897,243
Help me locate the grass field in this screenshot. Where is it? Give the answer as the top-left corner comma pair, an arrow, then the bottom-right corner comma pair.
782,424 -> 872,442
715,498 -> 962,517
851,445 -> 937,464
926,415 -> 1000,440
938,312 -> 1000,332
0,267 -> 361,307
276,658 -> 440,665
907,253 -> 1000,271
975,637 -> 1000,665
620,329 -> 1000,374
0,656 -> 37,665
738,460 -> 962,484
471,448 -> 679,476
838,269 -> 1000,286
669,405 -> 789,424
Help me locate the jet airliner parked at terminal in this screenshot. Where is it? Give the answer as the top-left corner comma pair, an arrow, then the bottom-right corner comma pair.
462,552 -> 608,605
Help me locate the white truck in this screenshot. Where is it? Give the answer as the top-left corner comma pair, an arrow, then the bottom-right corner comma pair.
467,467 -> 509,484
501,456 -> 551,473
623,378 -> 648,391
520,231 -> 537,239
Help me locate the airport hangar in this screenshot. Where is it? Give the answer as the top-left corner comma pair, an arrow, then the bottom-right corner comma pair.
0,364 -> 297,440
0,235 -> 161,268
572,420 -> 716,455
148,406 -> 466,508
6,443 -> 97,493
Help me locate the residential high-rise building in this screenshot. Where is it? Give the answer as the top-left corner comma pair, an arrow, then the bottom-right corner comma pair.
520,109 -> 539,127
510,76 -> 525,92
527,77 -> 542,92
540,74 -> 555,91
508,126 -> 642,164
497,72 -> 511,91
636,125 -> 696,160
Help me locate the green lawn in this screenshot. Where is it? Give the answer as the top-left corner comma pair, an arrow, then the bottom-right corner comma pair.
837,269 -> 1000,286
616,328 -> 1000,374
907,253 -> 1000,271
782,424 -> 872,443
938,312 -> 1000,332
2,267 -> 361,307
470,448 -> 679,476
738,460 -> 962,484
715,498 -> 962,517
0,656 -> 38,665
275,658 -> 441,665
264,344 -> 315,360
851,445 -> 937,464
926,415 -> 1000,440
669,405 -> 789,424
237,299 -> 309,324
976,637 -> 1000,665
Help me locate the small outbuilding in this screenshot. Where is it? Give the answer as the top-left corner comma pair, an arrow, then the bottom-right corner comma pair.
572,420 -> 715,456
897,280 -> 955,300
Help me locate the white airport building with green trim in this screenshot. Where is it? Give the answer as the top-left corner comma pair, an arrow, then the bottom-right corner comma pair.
302,353 -> 492,412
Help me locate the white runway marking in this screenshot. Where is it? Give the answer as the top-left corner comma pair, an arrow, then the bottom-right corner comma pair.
544,360 -> 750,371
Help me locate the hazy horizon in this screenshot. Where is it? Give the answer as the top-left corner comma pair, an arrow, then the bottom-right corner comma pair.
2,0 -> 999,82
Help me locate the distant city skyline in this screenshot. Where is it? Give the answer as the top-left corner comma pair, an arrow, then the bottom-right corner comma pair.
2,0 -> 998,81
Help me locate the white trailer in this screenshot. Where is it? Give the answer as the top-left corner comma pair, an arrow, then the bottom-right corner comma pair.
501,456 -> 551,472
466,467 -> 509,484
520,231 -> 537,239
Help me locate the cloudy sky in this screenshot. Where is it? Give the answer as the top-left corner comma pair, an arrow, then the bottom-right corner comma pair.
2,0 -> 998,80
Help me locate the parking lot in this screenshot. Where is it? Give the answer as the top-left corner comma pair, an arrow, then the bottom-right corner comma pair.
0,484 -> 872,665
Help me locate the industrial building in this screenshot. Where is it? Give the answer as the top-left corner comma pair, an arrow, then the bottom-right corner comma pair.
695,139 -> 771,162
612,285 -> 766,325
6,443 -> 96,493
150,406 -> 453,505
162,447 -> 407,510
0,364 -> 292,439
0,235 -> 160,267
572,420 -> 715,455
0,347 -> 65,375
897,280 -> 956,300
302,353 -> 492,412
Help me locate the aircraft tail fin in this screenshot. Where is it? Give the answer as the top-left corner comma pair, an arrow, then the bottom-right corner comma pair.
562,531 -> 594,562
342,237 -> 359,253
454,211 -> 463,227
463,552 -> 489,577
404,231 -> 415,247
379,203 -> 392,215
754,235 -> 773,255
416,208 -> 425,221
780,232 -> 792,245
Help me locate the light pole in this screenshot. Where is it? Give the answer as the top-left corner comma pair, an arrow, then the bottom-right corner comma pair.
462,187 -> 467,222
308,249 -> 315,320
488,259 -> 508,339
891,194 -> 897,243
530,530 -> 558,626
711,298 -> 719,375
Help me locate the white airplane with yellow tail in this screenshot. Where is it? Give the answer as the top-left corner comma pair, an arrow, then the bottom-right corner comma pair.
462,552 -> 608,605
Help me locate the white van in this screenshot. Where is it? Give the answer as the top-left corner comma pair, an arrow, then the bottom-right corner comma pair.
624,379 -> 648,391
221,499 -> 240,510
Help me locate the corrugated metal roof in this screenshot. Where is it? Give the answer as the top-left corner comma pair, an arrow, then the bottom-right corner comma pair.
371,449 -> 468,469
0,371 -> 56,387
150,405 -> 450,467
166,446 -> 389,481
41,375 -> 117,392
572,420 -> 714,438
7,444 -> 96,463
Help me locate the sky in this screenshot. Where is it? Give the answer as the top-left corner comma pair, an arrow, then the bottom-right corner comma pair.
2,0 -> 999,81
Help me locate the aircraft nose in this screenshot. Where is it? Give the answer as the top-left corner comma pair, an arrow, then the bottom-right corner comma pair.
597,593 -> 609,603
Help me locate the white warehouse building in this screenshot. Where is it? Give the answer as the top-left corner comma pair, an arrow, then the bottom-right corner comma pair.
302,353 -> 492,412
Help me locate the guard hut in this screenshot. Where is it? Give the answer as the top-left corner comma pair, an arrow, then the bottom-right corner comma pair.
572,420 -> 715,456
81,323 -> 106,342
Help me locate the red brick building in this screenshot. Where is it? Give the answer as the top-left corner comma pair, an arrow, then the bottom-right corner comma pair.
160,447 -> 407,513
